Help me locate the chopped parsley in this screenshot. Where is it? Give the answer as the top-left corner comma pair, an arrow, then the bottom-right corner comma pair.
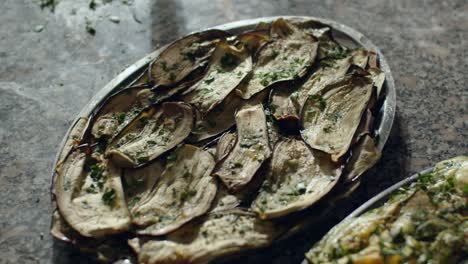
308,94 -> 327,111
37,0 -> 57,11
160,60 -> 169,71
115,112 -> 126,124
180,189 -> 197,202
232,161 -> 243,168
182,51 -> 197,62
168,72 -> 176,81
102,188 -> 116,207
323,126 -> 333,133
85,18 -> 96,36
204,76 -> 215,84
326,112 -> 342,123
136,156 -> 149,164
271,49 -> 279,58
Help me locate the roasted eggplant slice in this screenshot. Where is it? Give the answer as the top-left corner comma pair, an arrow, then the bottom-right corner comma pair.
91,87 -> 153,140
269,83 -> 300,128
252,138 -> 341,219
129,209 -> 285,264
131,145 -> 217,236
123,159 -> 166,210
107,102 -> 193,168
236,19 -> 318,99
294,56 -> 352,109
150,29 -> 230,87
190,88 -> 269,143
344,135 -> 381,182
269,55 -> 353,126
182,42 -> 252,114
214,104 -> 272,192
301,75 -> 374,161
55,151 -> 131,237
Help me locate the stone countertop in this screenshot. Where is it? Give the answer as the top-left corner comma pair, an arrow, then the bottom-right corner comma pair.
0,0 -> 466,263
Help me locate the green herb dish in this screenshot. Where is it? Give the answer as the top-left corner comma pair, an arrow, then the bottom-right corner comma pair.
306,156 -> 468,264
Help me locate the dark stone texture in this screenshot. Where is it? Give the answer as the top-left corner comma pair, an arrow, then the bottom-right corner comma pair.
0,0 -> 466,263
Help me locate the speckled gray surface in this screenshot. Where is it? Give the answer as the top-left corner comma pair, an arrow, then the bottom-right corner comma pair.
0,0 -> 467,263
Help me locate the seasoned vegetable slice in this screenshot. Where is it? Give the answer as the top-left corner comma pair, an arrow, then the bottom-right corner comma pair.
236,19 -> 318,99
182,42 -> 252,114
269,83 -> 299,123
189,89 -> 268,142
150,29 -> 230,87
55,151 -> 131,237
129,210 -> 284,264
91,87 -> 153,139
252,138 -> 341,219
131,145 -> 217,236
301,75 -> 373,161
122,159 -> 165,210
213,104 -> 272,192
344,134 -> 381,182
107,102 -> 193,167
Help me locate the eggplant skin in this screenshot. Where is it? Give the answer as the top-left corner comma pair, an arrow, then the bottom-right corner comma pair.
107,102 -> 194,168
251,138 -> 342,219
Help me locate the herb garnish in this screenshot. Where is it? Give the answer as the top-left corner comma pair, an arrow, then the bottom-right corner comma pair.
180,190 -> 197,202
115,112 -> 126,124
85,18 -> 96,35
102,188 -> 116,207
308,94 -> 327,111
204,76 -> 215,84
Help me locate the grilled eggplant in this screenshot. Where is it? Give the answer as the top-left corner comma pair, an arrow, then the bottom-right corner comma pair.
150,29 -> 230,87
252,138 -> 342,219
301,75 -> 374,161
213,104 -> 272,192
129,209 -> 285,264
107,102 -> 193,168
91,87 -> 154,140
236,19 -> 318,99
131,145 -> 217,236
182,42 -> 252,114
55,151 -> 131,237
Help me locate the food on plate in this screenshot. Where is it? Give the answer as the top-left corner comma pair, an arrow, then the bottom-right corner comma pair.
306,156 -> 468,264
51,17 -> 388,263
